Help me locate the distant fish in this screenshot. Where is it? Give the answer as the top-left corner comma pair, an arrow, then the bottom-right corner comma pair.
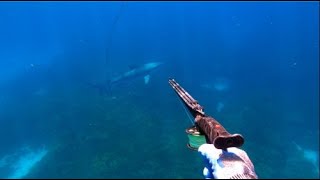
292,141 -> 319,175
0,146 -> 48,179
216,102 -> 225,112
88,61 -> 164,95
32,87 -> 48,97
111,62 -> 163,86
213,77 -> 230,91
200,77 -> 230,92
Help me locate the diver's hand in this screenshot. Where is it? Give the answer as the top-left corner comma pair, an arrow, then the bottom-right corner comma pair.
198,144 -> 258,179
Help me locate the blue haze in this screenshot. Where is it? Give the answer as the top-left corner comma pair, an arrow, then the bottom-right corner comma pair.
0,1 -> 318,179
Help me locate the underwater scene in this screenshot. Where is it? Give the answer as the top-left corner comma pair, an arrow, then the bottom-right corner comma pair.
0,1 -> 319,179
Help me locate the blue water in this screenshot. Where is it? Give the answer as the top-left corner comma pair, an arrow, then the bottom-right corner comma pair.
0,1 -> 319,179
